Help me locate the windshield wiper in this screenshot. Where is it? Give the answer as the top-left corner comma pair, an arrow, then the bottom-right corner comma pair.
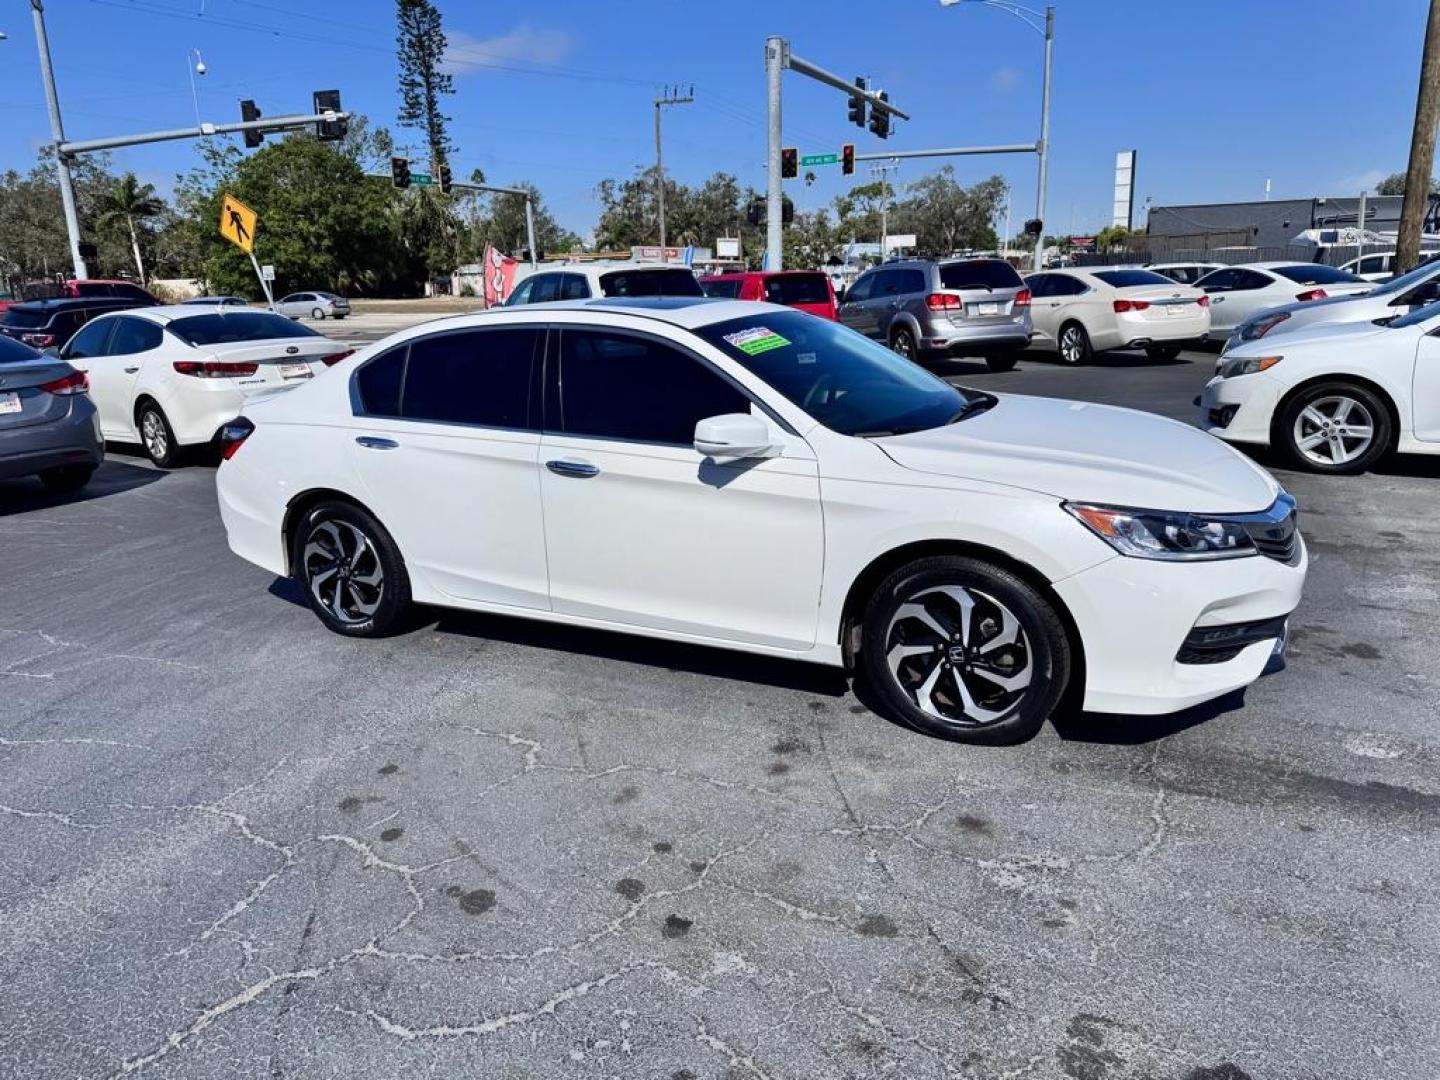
946,391 -> 998,424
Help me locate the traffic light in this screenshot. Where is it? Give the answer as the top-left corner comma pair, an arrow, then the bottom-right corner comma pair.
313,90 -> 346,141
746,198 -> 764,227
240,99 -> 263,149
438,163 -> 453,194
782,195 -> 794,226
390,156 -> 411,189
868,91 -> 891,139
1023,218 -> 1044,237
841,143 -> 855,177
847,77 -> 867,128
781,147 -> 798,180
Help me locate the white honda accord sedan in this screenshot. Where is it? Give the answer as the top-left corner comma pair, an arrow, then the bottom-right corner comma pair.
216,299 -> 1306,744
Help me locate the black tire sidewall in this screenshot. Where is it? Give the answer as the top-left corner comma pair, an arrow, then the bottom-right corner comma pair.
892,328 -> 916,358
859,556 -> 1070,745
293,501 -> 412,637
1277,382 -> 1391,475
139,404 -> 178,468
1060,322 -> 1090,364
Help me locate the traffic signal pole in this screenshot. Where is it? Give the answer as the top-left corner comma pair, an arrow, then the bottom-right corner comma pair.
29,0 -> 86,279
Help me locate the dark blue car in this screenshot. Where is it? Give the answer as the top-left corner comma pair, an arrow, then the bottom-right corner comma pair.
0,333 -> 104,492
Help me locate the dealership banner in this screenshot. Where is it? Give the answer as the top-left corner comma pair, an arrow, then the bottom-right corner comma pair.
482,245 -> 519,307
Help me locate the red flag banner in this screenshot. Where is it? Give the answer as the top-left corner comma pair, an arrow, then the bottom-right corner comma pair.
482,245 -> 518,307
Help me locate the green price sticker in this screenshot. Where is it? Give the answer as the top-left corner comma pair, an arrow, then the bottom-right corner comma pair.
723,327 -> 791,356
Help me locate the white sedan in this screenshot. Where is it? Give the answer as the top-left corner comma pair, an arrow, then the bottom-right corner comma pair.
59,305 -> 352,467
1196,262 -> 1372,338
1199,300 -> 1440,473
216,300 -> 1305,744
1025,267 -> 1210,362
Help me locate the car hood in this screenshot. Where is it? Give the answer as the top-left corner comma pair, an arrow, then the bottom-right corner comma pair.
1229,316 -> 1396,354
877,393 -> 1279,514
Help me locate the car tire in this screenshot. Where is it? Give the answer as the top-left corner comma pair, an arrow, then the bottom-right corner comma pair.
859,555 -> 1071,745
890,327 -> 918,361
293,500 -> 412,637
311,307 -> 325,320
137,402 -> 181,468
38,464 -> 95,492
985,353 -> 1019,373
1276,381 -> 1392,475
1145,344 -> 1182,361
1058,322 -> 1092,364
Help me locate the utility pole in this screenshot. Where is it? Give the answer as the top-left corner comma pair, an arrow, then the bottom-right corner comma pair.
1397,0 -> 1440,273
654,86 -> 693,254
765,37 -> 785,272
871,161 -> 899,256
29,0 -> 87,279
1034,4 -> 1054,274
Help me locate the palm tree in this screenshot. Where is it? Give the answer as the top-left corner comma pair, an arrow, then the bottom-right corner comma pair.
95,173 -> 164,284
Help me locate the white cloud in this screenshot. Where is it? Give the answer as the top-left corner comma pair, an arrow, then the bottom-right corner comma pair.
992,67 -> 1020,92
443,25 -> 577,74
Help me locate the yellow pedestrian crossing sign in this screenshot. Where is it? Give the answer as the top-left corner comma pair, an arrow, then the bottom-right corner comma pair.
219,193 -> 258,253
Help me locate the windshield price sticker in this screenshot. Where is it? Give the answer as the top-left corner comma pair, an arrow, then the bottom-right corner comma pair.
724,327 -> 791,356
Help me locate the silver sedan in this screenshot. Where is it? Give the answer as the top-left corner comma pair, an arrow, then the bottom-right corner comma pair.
274,291 -> 350,320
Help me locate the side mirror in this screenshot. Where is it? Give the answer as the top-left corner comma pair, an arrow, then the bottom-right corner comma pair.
694,413 -> 775,461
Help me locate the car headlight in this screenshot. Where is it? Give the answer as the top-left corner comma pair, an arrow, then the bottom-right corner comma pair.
1242,311 -> 1290,341
1063,503 -> 1256,560
1218,354 -> 1282,379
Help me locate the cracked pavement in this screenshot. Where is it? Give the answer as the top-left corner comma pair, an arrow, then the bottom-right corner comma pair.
2,350 -> 1438,1079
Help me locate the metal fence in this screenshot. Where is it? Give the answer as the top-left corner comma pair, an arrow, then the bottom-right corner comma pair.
1072,239 -> 1440,270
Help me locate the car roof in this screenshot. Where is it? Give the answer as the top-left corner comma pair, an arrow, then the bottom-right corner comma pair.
1244,261 -> 1315,270
464,297 -> 788,330
701,270 -> 821,280
93,303 -> 273,324
5,296 -> 143,313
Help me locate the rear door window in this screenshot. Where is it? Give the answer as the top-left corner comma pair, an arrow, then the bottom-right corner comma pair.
1231,269 -> 1273,290
763,274 -> 830,305
107,317 -> 164,355
401,327 -> 541,430
506,278 -> 536,306
63,318 -> 115,359
844,274 -> 875,303
939,261 -> 1023,290
1050,274 -> 1089,297
1197,268 -> 1241,291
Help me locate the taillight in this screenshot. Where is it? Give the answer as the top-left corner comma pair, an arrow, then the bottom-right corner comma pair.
20,333 -> 56,348
1196,295 -> 1210,308
39,369 -> 88,395
320,349 -> 354,367
1013,288 -> 1032,307
1295,288 -> 1328,302
217,416 -> 255,461
925,293 -> 962,311
173,360 -> 259,378
1113,298 -> 1151,313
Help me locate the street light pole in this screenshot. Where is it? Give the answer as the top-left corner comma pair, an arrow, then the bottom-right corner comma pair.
653,86 -> 693,255
29,0 -> 87,279
765,36 -> 785,272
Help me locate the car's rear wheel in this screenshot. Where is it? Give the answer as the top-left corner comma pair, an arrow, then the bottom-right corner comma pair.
294,500 -> 411,637
859,556 -> 1070,744
311,307 -> 325,320
1145,344 -> 1182,361
1058,322 -> 1091,364
137,402 -> 180,468
891,327 -> 917,360
985,352 -> 1019,372
39,464 -> 95,492
1276,381 -> 1391,475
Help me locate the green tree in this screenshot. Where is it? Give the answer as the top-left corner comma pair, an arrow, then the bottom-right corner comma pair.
892,169 -> 1005,256
783,209 -> 836,270
95,173 -> 164,283
466,183 -> 579,260
1377,170 -> 1440,196
395,0 -> 455,171
1094,224 -> 1132,254
0,152 -> 147,281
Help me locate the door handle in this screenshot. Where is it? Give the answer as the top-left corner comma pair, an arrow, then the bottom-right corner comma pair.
356,436 -> 398,450
546,458 -> 599,478
1212,296 -> 1225,302
123,366 -> 140,373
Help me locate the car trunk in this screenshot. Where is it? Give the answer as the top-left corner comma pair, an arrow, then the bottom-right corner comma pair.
1115,285 -> 1207,323
0,358 -> 77,432
198,338 -> 351,389
935,263 -> 1027,327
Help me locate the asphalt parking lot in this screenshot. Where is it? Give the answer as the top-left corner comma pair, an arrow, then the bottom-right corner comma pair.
3,343 -> 1438,1079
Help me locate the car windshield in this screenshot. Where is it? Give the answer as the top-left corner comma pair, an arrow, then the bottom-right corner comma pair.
598,269 -> 703,297
1372,255 -> 1440,295
1386,300 -> 1440,329
166,312 -> 318,346
693,311 -> 973,437
1093,269 -> 1174,288
1272,264 -> 1364,286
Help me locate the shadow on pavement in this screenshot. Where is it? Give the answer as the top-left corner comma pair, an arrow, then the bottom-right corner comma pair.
0,459 -> 166,516
1051,688 -> 1245,745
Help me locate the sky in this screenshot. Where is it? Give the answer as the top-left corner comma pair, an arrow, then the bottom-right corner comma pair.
0,0 -> 1430,243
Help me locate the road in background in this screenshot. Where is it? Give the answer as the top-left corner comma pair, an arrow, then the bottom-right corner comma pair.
2,352 -> 1437,1078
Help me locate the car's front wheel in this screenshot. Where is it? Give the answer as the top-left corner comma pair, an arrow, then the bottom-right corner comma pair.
859,556 -> 1071,744
1276,381 -> 1392,474
293,500 -> 412,637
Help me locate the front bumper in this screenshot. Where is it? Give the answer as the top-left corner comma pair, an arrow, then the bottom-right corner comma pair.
1053,534 -> 1307,715
0,397 -> 104,480
1197,372 -> 1284,446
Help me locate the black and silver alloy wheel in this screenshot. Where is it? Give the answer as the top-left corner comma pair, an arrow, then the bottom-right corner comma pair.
885,585 -> 1032,727
137,403 -> 178,468
1291,394 -> 1375,469
891,328 -> 917,360
1058,322 -> 1091,364
859,555 -> 1070,745
293,500 -> 412,637
303,519 -> 384,625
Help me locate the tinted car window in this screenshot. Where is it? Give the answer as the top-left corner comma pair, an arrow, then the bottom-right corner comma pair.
561,274 -> 589,300
1232,269 -> 1273,290
702,278 -> 744,299
167,312 -> 317,346
63,318 -> 114,358
53,311 -> 91,340
107,317 -> 164,355
1271,264 -> 1364,286
557,329 -> 748,445
401,328 -> 540,429
0,335 -> 42,364
939,261 -> 1023,290
529,274 -> 561,304
1025,274 -> 1054,298
763,274 -> 830,304
598,269 -> 703,298
844,274 -> 875,303
111,284 -> 154,302
1,307 -> 52,329
1196,269 -> 1240,291
506,278 -> 536,306
355,347 -> 406,416
1093,269 -> 1174,288
75,283 -> 114,297
1050,274 -> 1088,297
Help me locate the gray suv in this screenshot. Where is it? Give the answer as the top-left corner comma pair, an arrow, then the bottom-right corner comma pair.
838,258 -> 1032,370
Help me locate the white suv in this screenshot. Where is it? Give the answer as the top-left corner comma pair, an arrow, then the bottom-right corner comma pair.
216,299 -> 1305,744
506,264 -> 703,305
